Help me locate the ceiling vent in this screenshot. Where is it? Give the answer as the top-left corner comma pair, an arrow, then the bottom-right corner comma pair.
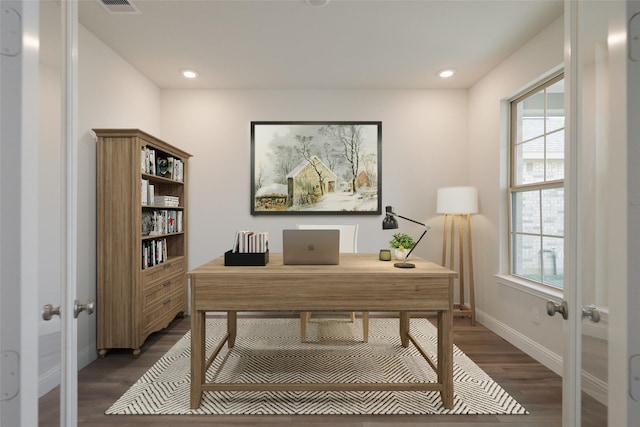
97,0 -> 141,14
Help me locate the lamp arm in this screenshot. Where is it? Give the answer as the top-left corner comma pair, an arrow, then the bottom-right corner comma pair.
392,212 -> 426,227
402,224 -> 431,261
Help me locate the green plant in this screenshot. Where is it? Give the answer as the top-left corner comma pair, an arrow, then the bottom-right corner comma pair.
389,233 -> 415,250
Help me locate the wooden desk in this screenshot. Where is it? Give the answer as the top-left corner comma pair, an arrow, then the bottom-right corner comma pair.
187,253 -> 457,409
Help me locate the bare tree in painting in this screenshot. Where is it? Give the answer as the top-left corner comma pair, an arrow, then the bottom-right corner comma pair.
361,152 -> 378,187
271,144 -> 299,184
322,141 -> 342,171
319,124 -> 362,194
294,134 -> 326,195
255,161 -> 264,191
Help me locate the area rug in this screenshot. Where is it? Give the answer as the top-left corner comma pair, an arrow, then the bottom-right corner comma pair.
106,317 -> 528,415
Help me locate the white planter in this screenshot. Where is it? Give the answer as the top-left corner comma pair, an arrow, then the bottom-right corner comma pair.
394,248 -> 409,261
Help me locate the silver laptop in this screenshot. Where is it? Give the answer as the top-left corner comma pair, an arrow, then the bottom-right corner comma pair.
282,229 -> 340,265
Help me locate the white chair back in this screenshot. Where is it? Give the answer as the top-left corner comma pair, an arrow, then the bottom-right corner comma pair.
296,224 -> 358,253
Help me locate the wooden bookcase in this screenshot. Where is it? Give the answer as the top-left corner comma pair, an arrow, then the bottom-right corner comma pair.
95,129 -> 192,357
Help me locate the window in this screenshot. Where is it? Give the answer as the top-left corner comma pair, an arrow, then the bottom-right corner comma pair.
509,74 -> 564,289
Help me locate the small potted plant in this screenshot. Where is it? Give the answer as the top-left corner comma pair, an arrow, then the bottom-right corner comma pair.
389,232 -> 415,261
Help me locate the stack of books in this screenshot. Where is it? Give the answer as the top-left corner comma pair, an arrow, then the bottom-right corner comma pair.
225,230 -> 269,266
232,230 -> 269,253
154,195 -> 180,207
141,147 -> 185,182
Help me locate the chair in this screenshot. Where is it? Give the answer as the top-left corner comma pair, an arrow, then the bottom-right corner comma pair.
296,224 -> 369,343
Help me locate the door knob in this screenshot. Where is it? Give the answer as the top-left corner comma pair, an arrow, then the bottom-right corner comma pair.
42,299 -> 95,320
546,300 -> 568,320
582,305 -> 601,323
74,298 -> 95,319
42,304 -> 61,321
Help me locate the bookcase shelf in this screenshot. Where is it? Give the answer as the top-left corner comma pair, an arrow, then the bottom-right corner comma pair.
96,129 -> 192,357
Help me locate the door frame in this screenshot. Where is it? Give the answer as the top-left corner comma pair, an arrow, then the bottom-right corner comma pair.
562,0 -> 582,424
60,0 -> 80,424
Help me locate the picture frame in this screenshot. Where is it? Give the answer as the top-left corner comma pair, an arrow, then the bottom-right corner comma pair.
251,121 -> 382,215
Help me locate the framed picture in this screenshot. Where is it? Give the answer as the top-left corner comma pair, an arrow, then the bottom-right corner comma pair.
251,121 -> 382,215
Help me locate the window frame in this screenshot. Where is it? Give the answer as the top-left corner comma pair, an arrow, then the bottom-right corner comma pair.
508,72 -> 565,289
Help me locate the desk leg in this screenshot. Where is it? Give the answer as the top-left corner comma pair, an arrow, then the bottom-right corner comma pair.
438,309 -> 454,409
399,311 -> 410,347
362,311 -> 369,343
227,311 -> 237,348
190,310 -> 205,409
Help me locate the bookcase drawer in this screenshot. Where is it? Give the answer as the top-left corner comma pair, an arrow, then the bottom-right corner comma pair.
141,258 -> 184,291
142,288 -> 185,336
142,273 -> 185,309
141,257 -> 185,288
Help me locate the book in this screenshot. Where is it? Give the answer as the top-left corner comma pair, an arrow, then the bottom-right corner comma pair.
173,159 -> 183,182
148,184 -> 155,206
166,157 -> 174,180
147,148 -> 156,175
141,149 -> 146,173
141,179 -> 148,206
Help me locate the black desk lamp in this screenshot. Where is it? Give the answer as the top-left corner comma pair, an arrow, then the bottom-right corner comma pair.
382,205 -> 431,268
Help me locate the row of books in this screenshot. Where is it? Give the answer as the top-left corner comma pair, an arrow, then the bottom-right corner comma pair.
141,179 -> 180,207
142,210 -> 183,236
232,230 -> 269,253
142,238 -> 168,269
141,146 -> 185,182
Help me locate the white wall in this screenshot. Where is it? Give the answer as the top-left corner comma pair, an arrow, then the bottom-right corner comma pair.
467,17 -> 567,369
159,89 -> 468,271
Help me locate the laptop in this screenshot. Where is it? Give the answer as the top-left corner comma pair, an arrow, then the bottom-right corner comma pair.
282,229 -> 340,265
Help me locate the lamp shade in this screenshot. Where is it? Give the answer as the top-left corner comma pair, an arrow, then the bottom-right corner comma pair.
382,206 -> 399,229
436,186 -> 478,214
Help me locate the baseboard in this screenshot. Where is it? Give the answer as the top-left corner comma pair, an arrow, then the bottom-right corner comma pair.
38,322 -> 98,398
476,309 -> 608,406
476,309 -> 563,376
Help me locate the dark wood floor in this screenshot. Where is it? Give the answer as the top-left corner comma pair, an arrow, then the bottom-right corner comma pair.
39,314 -> 607,426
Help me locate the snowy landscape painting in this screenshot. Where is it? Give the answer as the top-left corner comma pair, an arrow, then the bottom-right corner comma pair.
251,122 -> 382,215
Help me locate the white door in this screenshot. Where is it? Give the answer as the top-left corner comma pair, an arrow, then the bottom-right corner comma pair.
625,2 -> 640,424
0,0 -> 40,425
1,1 -> 81,426
40,0 -> 82,425
563,0 -> 639,425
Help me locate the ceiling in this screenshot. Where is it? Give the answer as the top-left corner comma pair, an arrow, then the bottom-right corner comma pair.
78,0 -> 563,90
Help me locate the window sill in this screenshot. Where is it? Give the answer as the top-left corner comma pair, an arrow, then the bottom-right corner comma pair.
495,274 -> 563,301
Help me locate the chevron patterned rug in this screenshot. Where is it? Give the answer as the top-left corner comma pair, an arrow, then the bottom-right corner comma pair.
106,317 -> 528,415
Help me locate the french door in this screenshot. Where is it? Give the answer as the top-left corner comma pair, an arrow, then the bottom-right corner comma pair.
564,0 -> 639,425
0,0 -> 80,425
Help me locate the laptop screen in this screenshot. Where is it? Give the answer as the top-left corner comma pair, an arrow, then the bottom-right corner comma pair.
282,229 -> 340,265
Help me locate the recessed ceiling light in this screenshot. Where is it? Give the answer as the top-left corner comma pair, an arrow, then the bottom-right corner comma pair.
306,0 -> 329,7
438,69 -> 456,78
181,69 -> 198,79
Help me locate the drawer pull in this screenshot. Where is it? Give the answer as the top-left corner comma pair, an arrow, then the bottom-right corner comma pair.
162,280 -> 171,287
163,299 -> 171,305
163,263 -> 172,269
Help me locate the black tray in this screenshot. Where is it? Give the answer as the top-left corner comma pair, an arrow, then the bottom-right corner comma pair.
224,249 -> 269,266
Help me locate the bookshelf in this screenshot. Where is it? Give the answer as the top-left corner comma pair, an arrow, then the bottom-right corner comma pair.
95,129 -> 191,357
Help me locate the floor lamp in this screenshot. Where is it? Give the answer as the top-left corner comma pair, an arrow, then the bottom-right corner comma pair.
437,187 -> 478,325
